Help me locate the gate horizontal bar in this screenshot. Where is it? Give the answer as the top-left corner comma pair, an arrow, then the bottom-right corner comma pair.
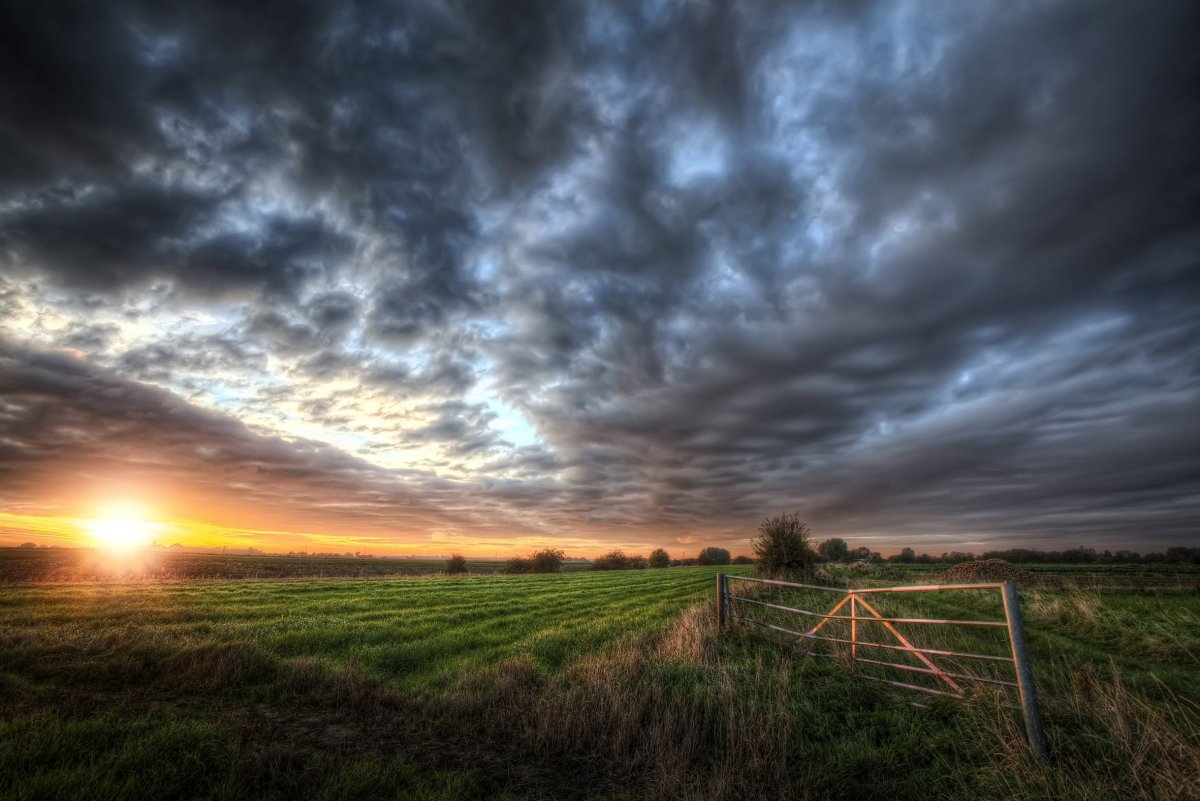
730,595 -> 1007,627
854,674 -> 965,699
726,575 -> 846,592
726,576 -> 1006,593
854,657 -> 1018,687
855,583 -> 1006,593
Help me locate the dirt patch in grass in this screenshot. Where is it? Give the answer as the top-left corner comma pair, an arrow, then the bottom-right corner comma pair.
938,559 -> 1038,586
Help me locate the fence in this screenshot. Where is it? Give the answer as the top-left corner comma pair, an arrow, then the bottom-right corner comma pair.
716,573 -> 1047,758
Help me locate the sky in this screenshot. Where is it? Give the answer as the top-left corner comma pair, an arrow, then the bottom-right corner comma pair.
1,0 -> 1198,557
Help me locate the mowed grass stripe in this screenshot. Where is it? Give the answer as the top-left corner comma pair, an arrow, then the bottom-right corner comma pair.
0,567 -> 750,693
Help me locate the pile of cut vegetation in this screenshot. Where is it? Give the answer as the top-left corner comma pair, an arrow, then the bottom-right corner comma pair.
938,558 -> 1035,585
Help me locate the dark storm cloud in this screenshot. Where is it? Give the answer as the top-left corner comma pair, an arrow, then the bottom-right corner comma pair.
306,292 -> 360,335
1,0 -> 1198,549
117,335 -> 265,382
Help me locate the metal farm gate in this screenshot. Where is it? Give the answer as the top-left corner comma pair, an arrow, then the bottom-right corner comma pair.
715,574 -> 1047,758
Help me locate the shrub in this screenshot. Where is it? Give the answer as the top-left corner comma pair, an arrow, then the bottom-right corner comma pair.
591,550 -> 648,571
731,555 -> 754,565
504,549 -> 565,574
530,548 -> 565,573
648,548 -> 670,568
503,556 -> 532,574
445,554 -> 468,574
696,547 -> 731,566
751,513 -> 818,578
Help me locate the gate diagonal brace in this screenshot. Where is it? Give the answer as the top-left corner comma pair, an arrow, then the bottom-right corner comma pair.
806,595 -> 852,636
852,595 -> 963,693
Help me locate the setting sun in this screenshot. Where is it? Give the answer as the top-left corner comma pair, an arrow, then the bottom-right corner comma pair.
83,506 -> 161,551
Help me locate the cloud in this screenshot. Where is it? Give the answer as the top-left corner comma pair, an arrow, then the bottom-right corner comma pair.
0,0 -> 1197,551
0,340 -> 510,535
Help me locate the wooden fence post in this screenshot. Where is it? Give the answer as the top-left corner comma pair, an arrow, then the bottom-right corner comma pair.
1001,582 -> 1048,759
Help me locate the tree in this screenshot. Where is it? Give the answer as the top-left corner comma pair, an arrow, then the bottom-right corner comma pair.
751,513 -> 818,577
697,546 -> 732,566
648,548 -> 671,568
731,555 -> 754,565
889,547 -> 916,564
445,554 -> 468,574
847,546 -> 873,562
818,537 -> 849,562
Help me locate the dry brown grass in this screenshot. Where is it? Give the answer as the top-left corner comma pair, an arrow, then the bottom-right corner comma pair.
1024,589 -> 1103,627
441,604 -> 798,800
974,658 -> 1200,801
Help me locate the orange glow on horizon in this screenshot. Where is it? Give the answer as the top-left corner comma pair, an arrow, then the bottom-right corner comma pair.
0,508 -> 736,560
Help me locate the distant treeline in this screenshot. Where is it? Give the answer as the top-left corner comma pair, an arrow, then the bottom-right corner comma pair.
449,542 -> 1200,575
814,538 -> 1200,565
454,546 -> 755,574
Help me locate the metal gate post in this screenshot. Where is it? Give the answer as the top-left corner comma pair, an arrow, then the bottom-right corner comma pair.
1001,582 -> 1048,759
722,573 -> 732,625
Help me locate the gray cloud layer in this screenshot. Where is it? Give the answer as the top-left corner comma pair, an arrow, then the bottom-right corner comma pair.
1,0 -> 1198,550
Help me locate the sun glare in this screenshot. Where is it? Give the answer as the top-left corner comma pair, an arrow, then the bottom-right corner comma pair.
83,505 -> 161,551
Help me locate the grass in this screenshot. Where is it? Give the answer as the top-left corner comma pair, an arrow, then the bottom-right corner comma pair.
1,565 -> 1198,800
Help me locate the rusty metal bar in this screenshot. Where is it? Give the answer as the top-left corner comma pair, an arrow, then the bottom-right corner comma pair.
726,576 -> 1006,594
728,595 -> 1007,627
1002,582 -> 1048,759
854,657 -> 1019,687
852,595 -> 963,693
853,583 -> 1006,593
724,575 -> 847,592
855,674 -> 965,699
807,594 -> 852,635
813,633 -> 1013,663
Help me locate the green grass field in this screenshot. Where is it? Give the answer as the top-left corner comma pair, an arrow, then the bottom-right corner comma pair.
0,547 -> 593,583
1,564 -> 1197,800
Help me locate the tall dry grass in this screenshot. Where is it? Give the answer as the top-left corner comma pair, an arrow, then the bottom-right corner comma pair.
974,658 -> 1200,801
440,604 -> 798,800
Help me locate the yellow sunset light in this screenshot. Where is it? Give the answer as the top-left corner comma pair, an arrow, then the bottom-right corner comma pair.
83,505 -> 161,551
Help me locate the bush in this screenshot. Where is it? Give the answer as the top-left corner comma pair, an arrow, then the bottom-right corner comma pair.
731,555 -> 754,565
696,547 -> 731,566
751,513 -> 818,578
445,554 -> 468,574
504,548 -> 565,574
590,550 -> 648,571
503,556 -> 532,574
530,548 -> 565,573
648,548 -> 670,568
